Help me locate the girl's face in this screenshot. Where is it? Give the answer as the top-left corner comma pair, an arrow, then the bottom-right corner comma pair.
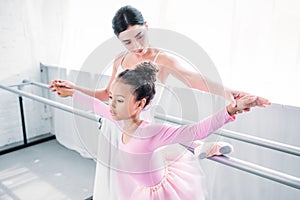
109,80 -> 143,121
118,24 -> 149,55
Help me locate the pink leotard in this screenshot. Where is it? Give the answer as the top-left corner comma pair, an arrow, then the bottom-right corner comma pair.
73,91 -> 234,188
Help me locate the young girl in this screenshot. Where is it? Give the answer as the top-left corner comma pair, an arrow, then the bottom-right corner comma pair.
69,61 -> 259,200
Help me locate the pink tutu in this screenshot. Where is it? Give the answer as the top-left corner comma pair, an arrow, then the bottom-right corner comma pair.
116,149 -> 206,200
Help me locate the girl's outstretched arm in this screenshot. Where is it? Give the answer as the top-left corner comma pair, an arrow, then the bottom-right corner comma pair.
49,52 -> 125,101
73,90 -> 113,121
145,96 -> 260,150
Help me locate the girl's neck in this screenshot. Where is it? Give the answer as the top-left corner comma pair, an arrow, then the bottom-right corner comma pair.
122,117 -> 143,135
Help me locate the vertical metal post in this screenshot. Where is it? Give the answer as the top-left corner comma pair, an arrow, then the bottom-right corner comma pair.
18,96 -> 27,145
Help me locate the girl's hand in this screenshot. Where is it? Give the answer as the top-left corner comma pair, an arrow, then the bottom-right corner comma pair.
48,79 -> 75,92
54,86 -> 75,97
226,95 -> 259,116
226,89 -> 271,108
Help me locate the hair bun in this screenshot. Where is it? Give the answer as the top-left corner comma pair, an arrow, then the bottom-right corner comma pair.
117,61 -> 158,108
135,61 -> 158,83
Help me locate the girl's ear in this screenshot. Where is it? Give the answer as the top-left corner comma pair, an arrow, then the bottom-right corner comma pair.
144,21 -> 148,30
136,98 -> 147,110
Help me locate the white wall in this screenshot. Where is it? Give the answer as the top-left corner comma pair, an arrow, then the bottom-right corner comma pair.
0,0 -> 54,146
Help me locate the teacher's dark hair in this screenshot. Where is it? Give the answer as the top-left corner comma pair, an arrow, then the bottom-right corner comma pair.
112,5 -> 145,36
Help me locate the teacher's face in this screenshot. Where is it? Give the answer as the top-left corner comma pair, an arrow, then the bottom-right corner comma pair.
118,24 -> 149,55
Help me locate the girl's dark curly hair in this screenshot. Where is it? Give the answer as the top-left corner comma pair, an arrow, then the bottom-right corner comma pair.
117,61 -> 158,108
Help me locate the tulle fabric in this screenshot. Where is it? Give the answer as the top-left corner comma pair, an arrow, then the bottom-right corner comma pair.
119,151 -> 207,200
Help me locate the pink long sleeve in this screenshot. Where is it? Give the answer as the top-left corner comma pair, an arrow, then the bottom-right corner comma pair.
139,108 -> 235,150
73,91 -> 113,121
73,90 -> 235,151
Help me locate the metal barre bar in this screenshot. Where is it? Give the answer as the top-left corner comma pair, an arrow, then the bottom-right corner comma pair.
23,80 -> 300,157
0,84 -> 98,123
154,113 -> 300,157
215,129 -> 300,157
1,82 -> 300,189
8,82 -> 31,88
24,80 -> 49,89
20,81 -> 300,155
208,155 -> 300,190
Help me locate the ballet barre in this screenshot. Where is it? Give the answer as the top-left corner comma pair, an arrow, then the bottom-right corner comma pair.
22,80 -> 300,157
10,80 -> 300,159
207,155 -> 300,190
154,113 -> 300,157
23,80 -> 300,157
0,81 -> 300,190
2,81 -> 98,122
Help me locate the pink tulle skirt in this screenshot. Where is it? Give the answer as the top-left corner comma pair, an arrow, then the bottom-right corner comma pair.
117,149 -> 206,200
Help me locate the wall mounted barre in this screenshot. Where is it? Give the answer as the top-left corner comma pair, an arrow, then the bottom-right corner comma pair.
0,81 -> 299,190
208,155 -> 300,190
215,129 -> 300,157
154,113 -> 300,157
2,83 -> 98,122
24,79 -> 300,158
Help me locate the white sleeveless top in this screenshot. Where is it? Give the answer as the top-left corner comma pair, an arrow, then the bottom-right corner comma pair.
116,51 -> 161,76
